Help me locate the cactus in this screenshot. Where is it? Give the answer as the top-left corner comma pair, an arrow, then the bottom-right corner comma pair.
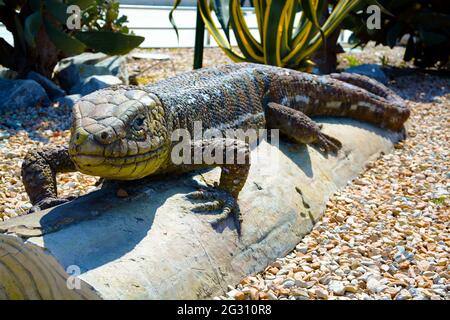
171,0 -> 363,71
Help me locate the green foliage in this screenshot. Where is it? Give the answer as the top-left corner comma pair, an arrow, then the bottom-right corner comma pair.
379,55 -> 390,66
343,0 -> 450,68
171,0 -> 363,71
346,55 -> 361,67
0,0 -> 144,77
81,0 -> 130,33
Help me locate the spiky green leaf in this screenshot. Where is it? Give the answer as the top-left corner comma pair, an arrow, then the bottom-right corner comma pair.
214,0 -> 231,40
169,0 -> 182,40
263,0 -> 288,65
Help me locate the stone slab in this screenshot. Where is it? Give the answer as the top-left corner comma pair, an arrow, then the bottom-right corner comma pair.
0,118 -> 403,299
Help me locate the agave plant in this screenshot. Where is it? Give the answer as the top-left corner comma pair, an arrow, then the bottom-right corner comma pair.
0,0 -> 144,78
172,0 -> 363,70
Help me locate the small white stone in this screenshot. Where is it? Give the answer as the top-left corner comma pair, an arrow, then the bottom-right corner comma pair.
282,279 -> 296,288
366,277 -> 386,294
315,288 -> 329,299
328,280 -> 346,296
226,289 -> 240,298
296,244 -> 308,254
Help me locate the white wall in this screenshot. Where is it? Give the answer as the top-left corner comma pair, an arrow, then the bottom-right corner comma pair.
0,5 -> 350,49
0,5 -> 256,48
121,5 -> 258,48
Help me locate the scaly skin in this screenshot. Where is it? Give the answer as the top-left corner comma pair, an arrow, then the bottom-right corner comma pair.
21,63 -> 410,227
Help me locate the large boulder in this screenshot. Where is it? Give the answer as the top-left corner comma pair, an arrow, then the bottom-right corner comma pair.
0,118 -> 404,299
70,75 -> 122,96
0,78 -> 50,112
26,71 -> 66,100
55,53 -> 128,94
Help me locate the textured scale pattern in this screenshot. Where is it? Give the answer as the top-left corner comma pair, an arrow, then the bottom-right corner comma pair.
21,63 -> 410,223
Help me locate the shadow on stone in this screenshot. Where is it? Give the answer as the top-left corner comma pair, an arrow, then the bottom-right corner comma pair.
0,118 -> 404,299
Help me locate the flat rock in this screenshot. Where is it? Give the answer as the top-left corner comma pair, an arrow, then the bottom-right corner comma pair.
55,53 -> 128,93
0,118 -> 403,299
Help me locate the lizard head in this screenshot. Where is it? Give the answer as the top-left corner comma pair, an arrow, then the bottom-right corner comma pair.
68,87 -> 171,180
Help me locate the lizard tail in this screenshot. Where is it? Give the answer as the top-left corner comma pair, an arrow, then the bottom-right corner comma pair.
266,70 -> 410,132
329,72 -> 404,106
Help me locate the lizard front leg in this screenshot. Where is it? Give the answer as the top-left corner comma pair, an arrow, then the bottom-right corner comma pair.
21,145 -> 77,213
266,102 -> 342,153
175,138 -> 250,230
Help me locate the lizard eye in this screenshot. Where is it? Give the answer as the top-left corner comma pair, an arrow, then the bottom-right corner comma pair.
132,115 -> 146,129
130,115 -> 147,140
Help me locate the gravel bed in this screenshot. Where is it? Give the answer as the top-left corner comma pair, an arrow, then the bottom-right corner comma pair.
0,46 -> 448,300
220,72 -> 450,300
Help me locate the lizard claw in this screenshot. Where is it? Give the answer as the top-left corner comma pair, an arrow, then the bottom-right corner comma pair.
28,197 -> 74,214
186,188 -> 240,230
314,132 -> 342,154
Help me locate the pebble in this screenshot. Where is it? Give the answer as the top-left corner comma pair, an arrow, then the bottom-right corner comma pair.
366,278 -> 386,294
315,288 -> 329,299
329,280 -> 346,296
268,291 -> 278,300
296,244 -> 308,254
395,289 -> 413,300
344,285 -> 358,293
226,289 -> 240,299
282,279 -> 296,288
0,131 -> 10,140
116,188 -> 129,198
234,291 -> 246,300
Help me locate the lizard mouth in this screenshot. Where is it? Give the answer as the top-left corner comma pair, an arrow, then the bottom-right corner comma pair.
71,145 -> 169,180
73,146 -> 163,166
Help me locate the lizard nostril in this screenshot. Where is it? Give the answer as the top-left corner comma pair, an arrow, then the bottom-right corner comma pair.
94,129 -> 114,145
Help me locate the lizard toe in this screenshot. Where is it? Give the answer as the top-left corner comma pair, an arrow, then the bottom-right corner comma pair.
314,133 -> 342,154
192,200 -> 224,212
186,188 -> 241,232
207,197 -> 240,232
185,189 -> 217,200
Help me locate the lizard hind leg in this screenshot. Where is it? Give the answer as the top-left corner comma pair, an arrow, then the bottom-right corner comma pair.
266,102 -> 342,153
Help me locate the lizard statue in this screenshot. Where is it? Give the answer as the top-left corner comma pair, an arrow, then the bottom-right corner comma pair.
21,63 -> 410,227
